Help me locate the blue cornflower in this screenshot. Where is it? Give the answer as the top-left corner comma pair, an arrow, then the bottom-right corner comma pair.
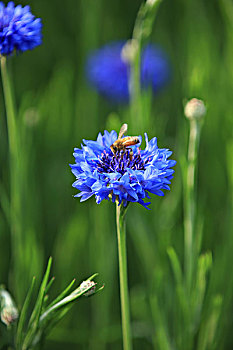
70,127 -> 176,209
0,1 -> 42,56
86,41 -> 170,103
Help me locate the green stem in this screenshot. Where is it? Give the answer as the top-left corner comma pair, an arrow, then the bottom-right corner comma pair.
116,203 -> 132,350
129,0 -> 162,133
184,119 -> 202,292
129,42 -> 142,133
1,56 -> 21,300
0,56 -> 17,159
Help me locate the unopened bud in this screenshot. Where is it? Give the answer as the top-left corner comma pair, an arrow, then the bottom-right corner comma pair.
80,280 -> 96,297
147,0 -> 157,6
121,39 -> 139,64
0,288 -> 18,326
184,98 -> 206,120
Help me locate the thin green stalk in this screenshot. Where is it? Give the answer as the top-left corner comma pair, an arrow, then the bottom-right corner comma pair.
128,0 -> 162,133
116,203 -> 132,350
0,56 -> 17,159
184,119 -> 202,292
1,56 -> 21,301
128,41 -> 142,133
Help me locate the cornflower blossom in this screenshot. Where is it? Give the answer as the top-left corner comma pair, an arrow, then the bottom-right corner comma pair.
86,41 -> 170,103
0,1 -> 42,56
70,128 -> 176,209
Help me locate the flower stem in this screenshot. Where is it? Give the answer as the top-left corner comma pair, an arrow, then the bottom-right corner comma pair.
0,56 -> 17,159
184,119 -> 202,292
128,41 -> 142,133
1,56 -> 21,299
116,203 -> 132,350
129,0 -> 162,133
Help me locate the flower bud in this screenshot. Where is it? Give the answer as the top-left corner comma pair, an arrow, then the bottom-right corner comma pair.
121,39 -> 139,64
147,0 -> 157,6
80,280 -> 96,297
0,287 -> 18,326
184,98 -> 206,120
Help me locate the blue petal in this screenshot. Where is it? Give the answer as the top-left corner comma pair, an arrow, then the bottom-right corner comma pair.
0,2 -> 42,56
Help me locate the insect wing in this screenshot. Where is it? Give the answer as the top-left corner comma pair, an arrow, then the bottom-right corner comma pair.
118,123 -> 128,139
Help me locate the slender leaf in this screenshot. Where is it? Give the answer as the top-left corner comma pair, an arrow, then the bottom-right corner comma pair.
22,257 -> 52,349
16,277 -> 36,349
45,278 -> 76,311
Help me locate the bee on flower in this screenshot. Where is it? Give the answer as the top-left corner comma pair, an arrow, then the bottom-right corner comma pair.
70,124 -> 176,209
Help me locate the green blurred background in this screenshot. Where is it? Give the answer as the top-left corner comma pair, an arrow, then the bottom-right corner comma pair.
1,0 -> 233,349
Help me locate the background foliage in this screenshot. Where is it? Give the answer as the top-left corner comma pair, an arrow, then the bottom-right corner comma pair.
0,0 -> 233,349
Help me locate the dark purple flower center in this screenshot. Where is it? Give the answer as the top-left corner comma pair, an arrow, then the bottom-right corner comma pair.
96,149 -> 148,175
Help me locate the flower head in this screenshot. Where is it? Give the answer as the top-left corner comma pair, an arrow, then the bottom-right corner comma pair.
184,98 -> 206,120
0,287 -> 18,326
70,126 -> 176,209
86,41 -> 170,103
0,1 -> 42,56
79,280 -> 97,297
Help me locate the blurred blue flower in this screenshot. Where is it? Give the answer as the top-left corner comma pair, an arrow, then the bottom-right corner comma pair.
0,1 -> 42,56
70,128 -> 176,209
86,41 -> 170,103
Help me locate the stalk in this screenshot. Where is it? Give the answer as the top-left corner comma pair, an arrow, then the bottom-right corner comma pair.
128,40 -> 142,133
116,203 -> 132,350
184,118 -> 202,292
0,56 -> 17,158
0,56 -> 21,300
125,0 -> 162,133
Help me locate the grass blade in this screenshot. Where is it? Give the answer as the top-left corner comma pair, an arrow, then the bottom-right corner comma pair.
45,278 -> 76,311
22,257 -> 52,349
15,276 -> 36,349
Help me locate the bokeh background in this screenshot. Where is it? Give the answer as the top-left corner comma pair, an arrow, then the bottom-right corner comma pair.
0,0 -> 233,349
